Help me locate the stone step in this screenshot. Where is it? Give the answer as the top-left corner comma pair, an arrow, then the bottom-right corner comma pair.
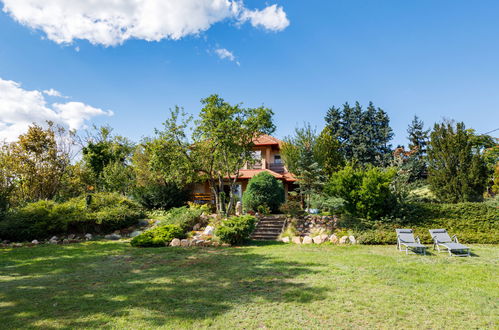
255,224 -> 283,229
256,221 -> 286,226
251,235 -> 279,241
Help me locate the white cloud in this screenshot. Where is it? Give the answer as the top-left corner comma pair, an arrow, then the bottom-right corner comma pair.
214,48 -> 239,65
0,78 -> 113,142
1,0 -> 290,47
240,4 -> 290,31
43,88 -> 63,97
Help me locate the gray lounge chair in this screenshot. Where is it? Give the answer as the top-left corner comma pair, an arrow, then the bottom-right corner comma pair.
396,229 -> 426,255
429,229 -> 471,257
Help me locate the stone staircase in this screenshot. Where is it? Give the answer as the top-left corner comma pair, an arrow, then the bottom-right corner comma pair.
251,215 -> 287,240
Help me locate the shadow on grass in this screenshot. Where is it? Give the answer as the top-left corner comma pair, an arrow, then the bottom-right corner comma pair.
0,241 -> 326,328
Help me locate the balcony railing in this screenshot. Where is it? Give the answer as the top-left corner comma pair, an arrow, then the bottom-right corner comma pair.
269,162 -> 285,173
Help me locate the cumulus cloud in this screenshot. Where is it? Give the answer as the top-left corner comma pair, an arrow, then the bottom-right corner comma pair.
1,0 -> 290,47
43,88 -> 65,97
240,4 -> 290,31
214,48 -> 239,65
0,78 -> 112,142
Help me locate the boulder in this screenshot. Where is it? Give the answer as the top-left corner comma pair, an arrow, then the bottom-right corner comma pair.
31,240 -> 39,245
211,241 -> 220,247
68,234 -> 76,239
129,230 -> 142,238
221,243 -> 230,247
203,225 -> 215,236
292,236 -> 302,244
281,237 -> 290,243
339,236 -> 349,244
104,233 -> 121,240
49,239 -> 58,245
320,234 -> 329,242
192,223 -> 201,231
84,233 -> 93,240
302,236 -> 313,244
62,239 -> 70,244
312,235 -> 324,244
329,234 -> 338,244
349,235 -> 357,244
180,239 -> 190,247
50,236 -> 58,241
170,238 -> 181,247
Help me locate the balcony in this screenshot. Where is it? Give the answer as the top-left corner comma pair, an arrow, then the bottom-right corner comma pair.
269,162 -> 285,173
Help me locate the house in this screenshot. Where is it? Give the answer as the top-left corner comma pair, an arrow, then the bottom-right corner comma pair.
191,134 -> 297,203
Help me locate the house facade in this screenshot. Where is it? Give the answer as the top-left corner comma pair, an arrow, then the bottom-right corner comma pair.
191,134 -> 297,203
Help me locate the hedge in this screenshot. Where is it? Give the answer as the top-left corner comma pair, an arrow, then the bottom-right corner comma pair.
130,224 -> 185,247
348,202 -> 498,244
0,193 -> 144,241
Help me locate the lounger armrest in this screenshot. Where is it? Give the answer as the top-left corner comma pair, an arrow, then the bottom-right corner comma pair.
415,236 -> 421,244
451,235 -> 459,243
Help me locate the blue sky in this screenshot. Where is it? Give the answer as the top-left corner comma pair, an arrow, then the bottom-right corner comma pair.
1,0 -> 498,146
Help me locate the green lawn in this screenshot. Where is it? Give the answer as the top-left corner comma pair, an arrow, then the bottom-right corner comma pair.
1,241 -> 498,329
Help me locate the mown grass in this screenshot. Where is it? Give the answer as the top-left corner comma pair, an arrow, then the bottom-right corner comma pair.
0,241 -> 498,329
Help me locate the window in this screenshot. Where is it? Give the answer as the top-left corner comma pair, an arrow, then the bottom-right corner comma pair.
274,155 -> 282,164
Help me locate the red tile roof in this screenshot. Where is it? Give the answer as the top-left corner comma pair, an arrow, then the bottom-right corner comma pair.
252,134 -> 283,146
236,169 -> 283,179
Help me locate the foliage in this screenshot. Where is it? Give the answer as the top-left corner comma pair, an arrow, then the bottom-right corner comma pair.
406,185 -> 439,203
130,224 -> 185,247
279,192 -> 303,216
132,183 -> 189,210
344,202 -> 499,244
242,172 -> 284,213
326,165 -> 397,219
0,193 -> 143,241
427,121 -> 488,202
407,115 -> 430,156
325,102 -> 393,167
279,222 -> 298,240
149,95 -> 275,215
281,124 -> 325,209
310,194 -> 345,214
156,205 -> 208,233
81,126 -> 135,192
2,123 -> 76,204
215,215 -> 257,245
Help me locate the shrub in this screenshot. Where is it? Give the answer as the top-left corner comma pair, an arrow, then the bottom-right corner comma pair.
0,192 -> 144,241
156,206 -> 208,233
242,172 -> 284,213
132,183 -> 190,210
310,194 -> 345,214
326,165 -> 397,219
346,202 -> 499,244
130,224 -> 185,247
216,215 -> 257,245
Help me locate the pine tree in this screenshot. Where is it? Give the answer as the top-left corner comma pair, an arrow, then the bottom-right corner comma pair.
407,115 -> 429,155
324,102 -> 393,167
427,121 -> 488,202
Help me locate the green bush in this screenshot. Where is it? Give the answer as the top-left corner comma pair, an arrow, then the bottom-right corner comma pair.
130,224 -> 185,247
345,202 -> 499,244
132,183 -> 190,210
215,215 -> 257,245
0,192 -> 144,241
242,172 -> 284,213
326,165 -> 397,219
155,205 -> 208,233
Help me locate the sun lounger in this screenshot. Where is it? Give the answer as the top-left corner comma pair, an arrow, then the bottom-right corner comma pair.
429,229 -> 470,257
396,229 -> 427,255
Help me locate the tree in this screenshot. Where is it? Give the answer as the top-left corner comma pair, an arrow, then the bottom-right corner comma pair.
6,123 -> 75,202
407,115 -> 430,155
242,172 -> 284,213
325,164 -> 397,219
427,121 -> 488,202
81,126 -> 135,192
149,95 -> 275,215
325,102 -> 393,167
281,124 -> 326,210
